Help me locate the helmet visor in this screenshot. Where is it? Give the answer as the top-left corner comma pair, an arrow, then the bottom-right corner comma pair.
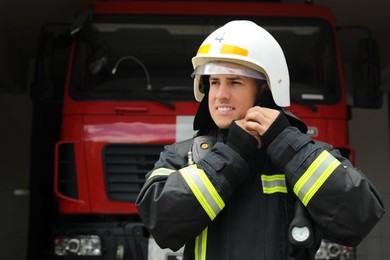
191,61 -> 265,80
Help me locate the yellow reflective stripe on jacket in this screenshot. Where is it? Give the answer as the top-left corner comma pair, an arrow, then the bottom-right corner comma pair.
294,150 -> 341,206
180,165 -> 225,220
261,174 -> 287,194
195,227 -> 208,260
147,168 -> 176,180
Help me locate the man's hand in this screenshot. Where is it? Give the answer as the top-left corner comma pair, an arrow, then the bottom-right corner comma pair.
235,106 -> 280,148
244,106 -> 280,135
235,118 -> 263,149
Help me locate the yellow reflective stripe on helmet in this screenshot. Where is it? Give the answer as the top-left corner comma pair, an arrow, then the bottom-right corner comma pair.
220,44 -> 249,57
195,227 -> 208,260
294,150 -> 341,206
180,165 -> 225,220
261,174 -> 287,194
197,44 -> 211,55
197,43 -> 248,57
147,168 -> 176,180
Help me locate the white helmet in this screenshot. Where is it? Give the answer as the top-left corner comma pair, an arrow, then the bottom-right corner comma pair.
192,20 -> 290,107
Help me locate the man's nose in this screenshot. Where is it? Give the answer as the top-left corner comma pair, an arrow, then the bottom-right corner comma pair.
215,82 -> 230,99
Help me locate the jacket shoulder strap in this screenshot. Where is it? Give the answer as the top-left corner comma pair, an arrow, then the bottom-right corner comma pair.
174,139 -> 193,159
174,135 -> 216,165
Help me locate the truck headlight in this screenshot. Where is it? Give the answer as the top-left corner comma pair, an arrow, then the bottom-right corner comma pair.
54,235 -> 102,256
315,240 -> 355,260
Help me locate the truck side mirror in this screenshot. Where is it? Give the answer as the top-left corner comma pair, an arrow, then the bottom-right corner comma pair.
354,38 -> 383,108
69,8 -> 93,36
50,8 -> 94,50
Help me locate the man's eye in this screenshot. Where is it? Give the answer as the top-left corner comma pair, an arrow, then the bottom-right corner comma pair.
232,81 -> 242,85
210,81 -> 219,85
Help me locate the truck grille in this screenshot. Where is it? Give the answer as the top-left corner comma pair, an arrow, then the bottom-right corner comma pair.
103,144 -> 164,202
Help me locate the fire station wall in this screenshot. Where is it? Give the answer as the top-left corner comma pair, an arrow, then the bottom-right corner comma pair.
0,93 -> 32,260
349,94 -> 390,259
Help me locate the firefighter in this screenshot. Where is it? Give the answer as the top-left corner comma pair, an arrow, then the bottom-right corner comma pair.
136,20 -> 385,259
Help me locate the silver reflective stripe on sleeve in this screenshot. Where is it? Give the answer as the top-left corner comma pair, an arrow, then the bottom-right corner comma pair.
261,174 -> 287,194
195,227 -> 208,260
180,165 -> 225,220
147,168 -> 176,180
294,150 -> 341,206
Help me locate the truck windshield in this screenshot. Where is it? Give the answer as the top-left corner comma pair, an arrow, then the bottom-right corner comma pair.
69,15 -> 340,104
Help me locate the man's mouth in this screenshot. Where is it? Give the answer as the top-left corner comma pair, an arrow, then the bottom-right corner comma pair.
216,107 -> 234,112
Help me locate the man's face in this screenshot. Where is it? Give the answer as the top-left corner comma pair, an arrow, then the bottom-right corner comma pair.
208,74 -> 258,129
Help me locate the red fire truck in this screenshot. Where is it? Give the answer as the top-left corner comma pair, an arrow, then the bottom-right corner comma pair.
28,0 -> 381,259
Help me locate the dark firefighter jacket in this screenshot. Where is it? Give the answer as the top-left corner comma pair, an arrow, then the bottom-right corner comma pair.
136,110 -> 385,260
